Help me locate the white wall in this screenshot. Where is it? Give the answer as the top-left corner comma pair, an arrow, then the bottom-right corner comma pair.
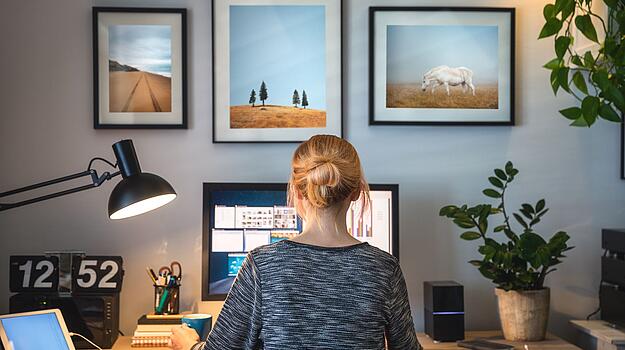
1,0 -> 623,340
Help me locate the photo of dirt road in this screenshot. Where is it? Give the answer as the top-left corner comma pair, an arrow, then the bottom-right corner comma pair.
109,69 -> 171,112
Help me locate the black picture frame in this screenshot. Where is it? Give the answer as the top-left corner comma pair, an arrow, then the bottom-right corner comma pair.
369,7 -> 515,126
92,7 -> 188,129
211,0 -> 343,143
201,182 -> 400,301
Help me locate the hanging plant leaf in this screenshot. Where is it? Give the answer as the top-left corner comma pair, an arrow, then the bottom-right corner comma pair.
550,69 -> 560,95
555,36 -> 571,59
599,103 -> 622,122
572,71 -> 588,94
539,17 -> 563,39
575,14 -> 599,43
543,4 -> 556,19
581,96 -> 600,126
559,107 -> 582,120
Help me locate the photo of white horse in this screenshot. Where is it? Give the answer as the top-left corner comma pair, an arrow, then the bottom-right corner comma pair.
421,66 -> 475,96
386,25 -> 499,109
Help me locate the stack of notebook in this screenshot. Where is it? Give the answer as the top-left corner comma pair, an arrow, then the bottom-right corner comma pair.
131,314 -> 182,348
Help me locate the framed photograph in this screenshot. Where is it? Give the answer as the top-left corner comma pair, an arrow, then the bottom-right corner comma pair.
213,0 -> 342,143
93,7 -> 187,129
369,7 -> 515,125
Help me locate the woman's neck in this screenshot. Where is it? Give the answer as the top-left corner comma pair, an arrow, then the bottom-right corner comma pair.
290,203 -> 362,247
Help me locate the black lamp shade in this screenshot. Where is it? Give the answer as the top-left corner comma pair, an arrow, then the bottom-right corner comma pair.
108,172 -> 176,220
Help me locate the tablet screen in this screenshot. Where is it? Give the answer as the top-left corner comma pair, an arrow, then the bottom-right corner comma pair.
1,312 -> 70,350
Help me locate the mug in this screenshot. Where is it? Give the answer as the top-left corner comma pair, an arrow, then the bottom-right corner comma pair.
181,314 -> 212,340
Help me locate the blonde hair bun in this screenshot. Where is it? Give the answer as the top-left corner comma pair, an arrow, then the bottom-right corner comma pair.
288,135 -> 370,219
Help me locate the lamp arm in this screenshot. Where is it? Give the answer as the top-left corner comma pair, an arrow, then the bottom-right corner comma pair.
0,166 -> 122,212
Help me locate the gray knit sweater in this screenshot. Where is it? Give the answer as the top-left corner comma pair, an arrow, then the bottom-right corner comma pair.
193,240 -> 420,350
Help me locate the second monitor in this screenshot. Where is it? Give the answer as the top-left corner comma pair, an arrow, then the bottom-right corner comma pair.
201,183 -> 399,300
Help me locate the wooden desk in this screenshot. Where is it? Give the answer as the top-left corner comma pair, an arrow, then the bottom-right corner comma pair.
111,331 -> 578,350
571,320 -> 625,350
417,331 -> 580,350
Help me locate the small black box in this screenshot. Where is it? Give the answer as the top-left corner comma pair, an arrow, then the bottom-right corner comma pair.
424,281 -> 464,342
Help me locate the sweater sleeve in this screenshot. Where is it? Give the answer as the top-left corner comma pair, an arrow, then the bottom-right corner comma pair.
199,253 -> 263,350
385,261 -> 421,350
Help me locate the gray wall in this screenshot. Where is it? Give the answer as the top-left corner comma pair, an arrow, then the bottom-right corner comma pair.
1,0 -> 623,340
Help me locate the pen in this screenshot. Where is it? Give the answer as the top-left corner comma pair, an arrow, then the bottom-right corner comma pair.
146,267 -> 157,284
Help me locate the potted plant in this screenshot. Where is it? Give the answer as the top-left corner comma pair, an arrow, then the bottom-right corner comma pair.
439,162 -> 574,341
538,0 -> 624,127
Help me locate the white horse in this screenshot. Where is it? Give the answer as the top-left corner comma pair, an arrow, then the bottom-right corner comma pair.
421,65 -> 476,96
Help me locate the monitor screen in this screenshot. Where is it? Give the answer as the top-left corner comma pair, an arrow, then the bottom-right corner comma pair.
0,312 -> 71,350
201,183 -> 399,300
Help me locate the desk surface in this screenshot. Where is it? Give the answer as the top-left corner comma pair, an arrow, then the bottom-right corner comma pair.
417,331 -> 580,350
570,320 -> 625,346
110,336 -> 165,350
111,331 -> 578,350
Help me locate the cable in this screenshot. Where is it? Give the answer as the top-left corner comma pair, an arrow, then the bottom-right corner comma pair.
87,157 -> 117,171
586,249 -> 609,320
69,332 -> 103,350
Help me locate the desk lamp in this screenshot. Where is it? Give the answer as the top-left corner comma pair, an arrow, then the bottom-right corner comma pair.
0,139 -> 176,219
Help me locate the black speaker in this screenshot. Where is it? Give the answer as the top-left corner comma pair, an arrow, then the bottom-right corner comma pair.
424,281 -> 464,342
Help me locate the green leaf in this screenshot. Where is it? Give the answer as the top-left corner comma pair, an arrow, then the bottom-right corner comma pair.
539,17 -> 563,39
604,0 -> 618,9
583,51 -> 595,68
599,103 -> 622,122
483,189 -> 501,198
488,176 -> 504,188
453,218 -> 475,229
543,58 -> 562,70
604,86 -> 625,111
572,71 -> 588,94
571,55 -> 583,67
550,69 -> 560,95
581,96 -> 600,126
461,231 -> 482,241
494,169 -> 507,181
543,4 -> 556,19
575,15 -> 598,43
505,161 -> 514,175
592,70 -> 610,90
522,203 -> 535,214
494,225 -> 507,232
514,213 -> 529,229
536,199 -> 546,212
570,116 -> 590,127
559,107 -> 582,120
520,208 -> 533,220
439,205 -> 458,217
555,36 -> 571,59
558,67 -> 570,92
468,260 -> 482,267
561,0 -> 576,19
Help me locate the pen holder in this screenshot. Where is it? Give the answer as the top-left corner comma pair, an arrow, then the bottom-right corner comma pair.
154,284 -> 180,315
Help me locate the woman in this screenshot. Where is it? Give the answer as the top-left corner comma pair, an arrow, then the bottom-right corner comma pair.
171,135 -> 419,350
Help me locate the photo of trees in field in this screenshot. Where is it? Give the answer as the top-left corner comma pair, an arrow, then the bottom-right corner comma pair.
386,25 -> 499,110
108,25 -> 172,113
229,5 -> 326,128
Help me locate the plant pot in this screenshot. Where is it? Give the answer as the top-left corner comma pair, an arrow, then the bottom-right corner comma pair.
494,288 -> 550,341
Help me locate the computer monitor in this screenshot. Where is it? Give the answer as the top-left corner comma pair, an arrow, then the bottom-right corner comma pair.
201,182 -> 399,300
0,309 -> 75,350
